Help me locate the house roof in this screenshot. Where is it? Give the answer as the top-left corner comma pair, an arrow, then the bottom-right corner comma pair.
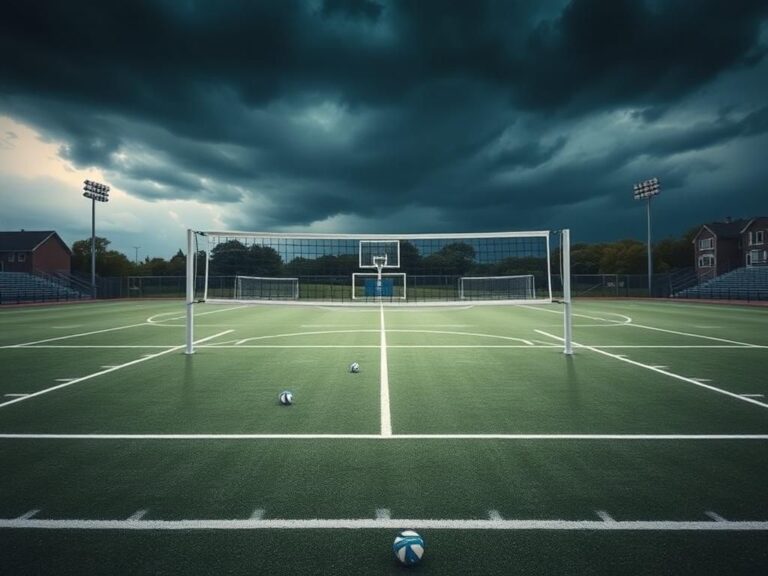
694,219 -> 750,241
0,231 -> 71,254
740,217 -> 768,233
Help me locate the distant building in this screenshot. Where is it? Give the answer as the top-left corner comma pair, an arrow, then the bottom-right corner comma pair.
741,217 -> 768,267
0,230 -> 71,274
692,217 -> 767,279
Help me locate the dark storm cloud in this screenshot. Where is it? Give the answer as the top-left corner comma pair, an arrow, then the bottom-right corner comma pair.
1,0 -> 767,239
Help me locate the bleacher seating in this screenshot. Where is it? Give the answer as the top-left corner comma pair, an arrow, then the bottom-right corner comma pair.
0,272 -> 87,304
675,266 -> 768,301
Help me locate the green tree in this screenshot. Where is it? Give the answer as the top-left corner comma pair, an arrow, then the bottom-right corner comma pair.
423,242 -> 476,275
71,237 -> 132,277
653,226 -> 697,272
599,239 -> 646,274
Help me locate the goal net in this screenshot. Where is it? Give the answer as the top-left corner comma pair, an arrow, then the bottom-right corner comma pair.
185,229 -> 573,352
235,275 -> 299,301
459,275 -> 535,300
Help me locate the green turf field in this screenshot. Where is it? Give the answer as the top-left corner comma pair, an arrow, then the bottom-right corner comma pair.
1,299 -> 767,575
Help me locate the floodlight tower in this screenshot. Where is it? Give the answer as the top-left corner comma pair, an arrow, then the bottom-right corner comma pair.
82,179 -> 110,297
632,177 -> 661,296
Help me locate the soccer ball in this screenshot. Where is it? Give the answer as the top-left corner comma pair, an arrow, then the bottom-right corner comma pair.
279,391 -> 293,405
392,530 -> 425,566
349,362 -> 360,373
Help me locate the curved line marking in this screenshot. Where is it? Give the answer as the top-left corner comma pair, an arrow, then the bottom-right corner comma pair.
234,329 -> 534,346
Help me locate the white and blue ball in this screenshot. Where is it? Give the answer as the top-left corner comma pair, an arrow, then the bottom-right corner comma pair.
279,391 -> 294,405
392,530 -> 425,566
349,362 -> 360,373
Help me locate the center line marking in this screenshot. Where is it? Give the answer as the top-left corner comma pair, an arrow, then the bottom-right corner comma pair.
380,304 -> 392,437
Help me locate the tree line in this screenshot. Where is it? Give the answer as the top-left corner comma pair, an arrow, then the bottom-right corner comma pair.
71,227 -> 697,279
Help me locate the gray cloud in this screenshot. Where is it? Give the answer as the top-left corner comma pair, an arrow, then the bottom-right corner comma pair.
1,0 -> 767,247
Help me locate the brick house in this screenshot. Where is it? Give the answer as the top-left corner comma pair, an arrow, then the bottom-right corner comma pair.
742,217 -> 768,267
0,230 -> 71,273
692,219 -> 748,280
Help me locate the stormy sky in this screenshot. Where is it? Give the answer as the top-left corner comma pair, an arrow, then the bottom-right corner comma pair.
1,0 -> 767,259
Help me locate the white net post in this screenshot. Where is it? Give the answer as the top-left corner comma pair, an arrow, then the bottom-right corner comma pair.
562,228 -> 573,355
185,228 -> 195,355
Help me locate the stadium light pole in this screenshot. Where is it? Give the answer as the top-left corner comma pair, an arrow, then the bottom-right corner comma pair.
133,246 -> 140,265
82,180 -> 110,298
633,177 -> 660,296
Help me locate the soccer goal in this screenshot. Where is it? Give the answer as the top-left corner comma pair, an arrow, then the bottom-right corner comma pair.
234,275 -> 299,301
459,275 -> 535,300
185,229 -> 573,353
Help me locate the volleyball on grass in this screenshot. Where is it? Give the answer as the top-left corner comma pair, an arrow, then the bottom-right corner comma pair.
279,391 -> 293,405
392,530 -> 425,565
349,362 -> 360,373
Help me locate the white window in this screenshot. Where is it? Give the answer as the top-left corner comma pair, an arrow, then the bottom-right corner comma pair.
699,237 -> 713,250
17,253 -> 26,262
748,230 -> 764,245
698,255 -> 714,268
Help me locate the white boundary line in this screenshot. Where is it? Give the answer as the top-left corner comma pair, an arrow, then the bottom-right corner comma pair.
0,331 -> 233,410
6,344 -> 764,350
520,303 -> 764,347
627,322 -> 763,348
2,322 -> 150,348
380,304 -> 392,437
0,516 -> 766,531
1,434 -> 765,440
536,330 -> 768,410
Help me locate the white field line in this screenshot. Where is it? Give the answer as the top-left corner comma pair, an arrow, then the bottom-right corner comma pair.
517,304 -> 632,325
705,511 -> 727,522
741,394 -> 765,398
17,509 -> 40,520
233,329 -> 534,346
301,324 -> 474,328
521,303 -> 764,347
628,322 -> 763,348
380,305 -> 392,437
596,510 -> 615,523
17,345 -> 177,349
235,330 -> 379,345
536,330 -> 768,410
1,434 -> 766,440
3,394 -> 28,397
3,322 -> 150,348
0,331 -> 233,410
6,343 -> 760,350
488,510 -> 502,521
390,330 -> 534,345
1,517 -> 766,531
127,510 -> 148,521
146,305 -> 249,325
